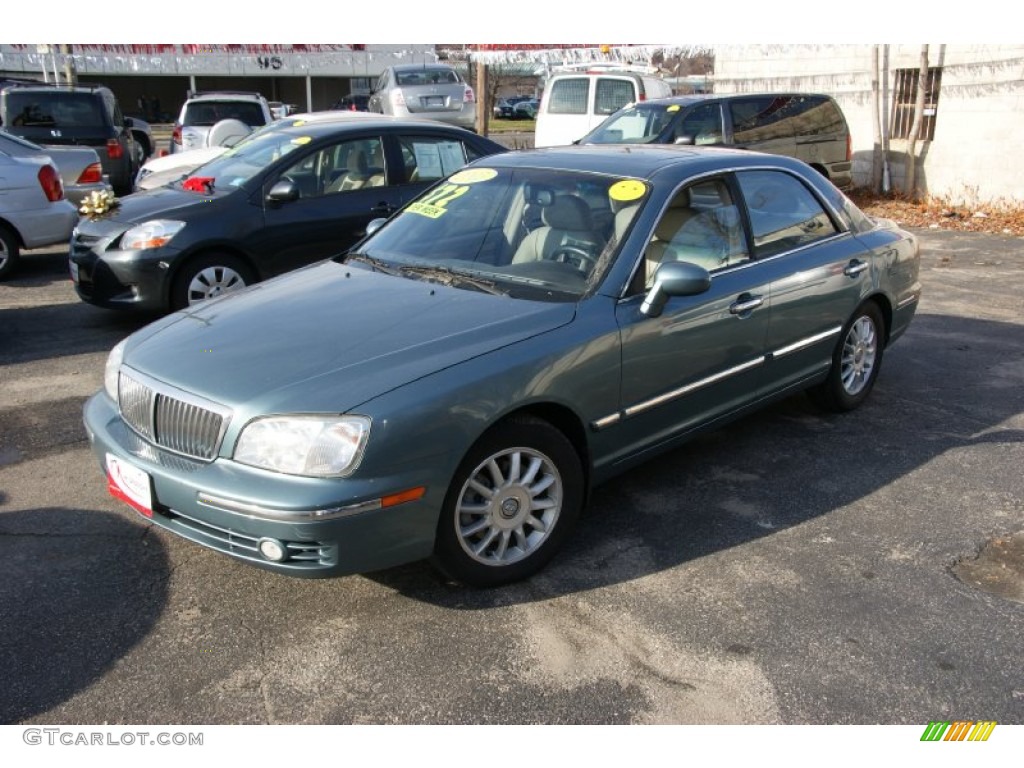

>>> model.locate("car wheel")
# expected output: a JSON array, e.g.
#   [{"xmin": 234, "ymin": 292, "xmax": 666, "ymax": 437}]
[
  {"xmin": 431, "ymin": 415, "xmax": 584, "ymax": 587},
  {"xmin": 808, "ymin": 301, "xmax": 886, "ymax": 412},
  {"xmin": 0, "ymin": 224, "xmax": 20, "ymax": 281},
  {"xmin": 171, "ymin": 253, "xmax": 255, "ymax": 310}
]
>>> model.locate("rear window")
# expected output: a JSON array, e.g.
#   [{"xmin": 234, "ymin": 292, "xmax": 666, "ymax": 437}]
[
  {"xmin": 594, "ymin": 78, "xmax": 637, "ymax": 115},
  {"xmin": 183, "ymin": 101, "xmax": 268, "ymax": 127},
  {"xmin": 3, "ymin": 91, "xmax": 106, "ymax": 128},
  {"xmin": 395, "ymin": 68, "xmax": 460, "ymax": 86},
  {"xmin": 547, "ymin": 78, "xmax": 589, "ymax": 115}
]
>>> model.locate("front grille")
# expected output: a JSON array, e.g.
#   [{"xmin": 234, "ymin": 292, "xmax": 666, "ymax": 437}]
[{"xmin": 118, "ymin": 369, "xmax": 230, "ymax": 461}]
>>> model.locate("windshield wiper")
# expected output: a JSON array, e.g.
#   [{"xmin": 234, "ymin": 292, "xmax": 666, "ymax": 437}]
[
  {"xmin": 399, "ymin": 265, "xmax": 507, "ymax": 296},
  {"xmin": 344, "ymin": 253, "xmax": 404, "ymax": 276}
]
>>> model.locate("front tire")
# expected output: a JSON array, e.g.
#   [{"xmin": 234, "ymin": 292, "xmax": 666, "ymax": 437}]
[
  {"xmin": 0, "ymin": 224, "xmax": 21, "ymax": 281},
  {"xmin": 171, "ymin": 253, "xmax": 255, "ymax": 310},
  {"xmin": 432, "ymin": 416, "xmax": 584, "ymax": 587},
  {"xmin": 808, "ymin": 301, "xmax": 885, "ymax": 412}
]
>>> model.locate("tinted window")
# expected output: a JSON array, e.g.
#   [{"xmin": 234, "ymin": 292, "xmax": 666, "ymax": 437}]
[
  {"xmin": 730, "ymin": 96, "xmax": 796, "ymax": 143},
  {"xmin": 4, "ymin": 91, "xmax": 106, "ymax": 128},
  {"xmin": 396, "ymin": 68, "xmax": 460, "ymax": 86},
  {"xmin": 792, "ymin": 96, "xmax": 846, "ymax": 136},
  {"xmin": 184, "ymin": 101, "xmax": 267, "ymax": 127},
  {"xmin": 548, "ymin": 78, "xmax": 589, "ymax": 115},
  {"xmin": 737, "ymin": 170, "xmax": 838, "ymax": 257},
  {"xmin": 595, "ymin": 78, "xmax": 636, "ymax": 115}
]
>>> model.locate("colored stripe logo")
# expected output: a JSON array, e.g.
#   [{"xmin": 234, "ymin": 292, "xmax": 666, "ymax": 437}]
[{"xmin": 921, "ymin": 721, "xmax": 997, "ymax": 741}]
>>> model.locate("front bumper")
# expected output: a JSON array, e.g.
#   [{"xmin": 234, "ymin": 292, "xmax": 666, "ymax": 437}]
[
  {"xmin": 83, "ymin": 392, "xmax": 440, "ymax": 577},
  {"xmin": 69, "ymin": 230, "xmax": 174, "ymax": 311}
]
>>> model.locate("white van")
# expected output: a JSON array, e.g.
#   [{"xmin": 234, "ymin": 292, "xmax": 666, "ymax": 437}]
[{"xmin": 534, "ymin": 67, "xmax": 673, "ymax": 148}]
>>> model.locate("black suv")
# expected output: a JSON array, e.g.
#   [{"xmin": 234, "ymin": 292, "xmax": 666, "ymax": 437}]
[{"xmin": 0, "ymin": 83, "xmax": 140, "ymax": 195}]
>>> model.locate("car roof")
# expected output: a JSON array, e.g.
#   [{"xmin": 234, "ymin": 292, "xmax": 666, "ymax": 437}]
[
  {"xmin": 188, "ymin": 92, "xmax": 266, "ymax": 102},
  {"xmin": 473, "ymin": 143, "xmax": 810, "ymax": 180},
  {"xmin": 638, "ymin": 92, "xmax": 837, "ymax": 108},
  {"xmin": 392, "ymin": 63, "xmax": 458, "ymax": 72},
  {"xmin": 274, "ymin": 113, "xmax": 484, "ymax": 134}
]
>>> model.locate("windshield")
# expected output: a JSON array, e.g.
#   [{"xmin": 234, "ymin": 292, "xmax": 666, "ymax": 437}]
[
  {"xmin": 583, "ymin": 103, "xmax": 678, "ymax": 144},
  {"xmin": 181, "ymin": 129, "xmax": 308, "ymax": 189},
  {"xmin": 3, "ymin": 92, "xmax": 106, "ymax": 129},
  {"xmin": 351, "ymin": 166, "xmax": 649, "ymax": 302}
]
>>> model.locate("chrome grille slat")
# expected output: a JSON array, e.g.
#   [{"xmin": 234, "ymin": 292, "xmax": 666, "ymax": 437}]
[{"xmin": 117, "ymin": 369, "xmax": 230, "ymax": 462}]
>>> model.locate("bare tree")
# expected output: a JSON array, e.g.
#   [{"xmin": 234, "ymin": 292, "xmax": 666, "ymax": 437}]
[{"xmin": 904, "ymin": 45, "xmax": 929, "ymax": 198}]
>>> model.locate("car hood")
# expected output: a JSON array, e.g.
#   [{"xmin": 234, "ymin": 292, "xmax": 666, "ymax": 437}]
[
  {"xmin": 81, "ymin": 185, "xmax": 228, "ymax": 230},
  {"xmin": 141, "ymin": 146, "xmax": 226, "ymax": 175},
  {"xmin": 123, "ymin": 260, "xmax": 576, "ymax": 415}
]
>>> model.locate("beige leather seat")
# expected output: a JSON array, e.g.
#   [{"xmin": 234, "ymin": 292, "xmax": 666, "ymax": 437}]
[
  {"xmin": 512, "ymin": 195, "xmax": 604, "ymax": 265},
  {"xmin": 644, "ymin": 191, "xmax": 697, "ymax": 283},
  {"xmin": 327, "ymin": 149, "xmax": 370, "ymax": 193}
]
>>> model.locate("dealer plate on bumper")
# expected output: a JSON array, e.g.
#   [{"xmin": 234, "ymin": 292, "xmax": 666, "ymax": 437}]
[{"xmin": 106, "ymin": 453, "xmax": 153, "ymax": 516}]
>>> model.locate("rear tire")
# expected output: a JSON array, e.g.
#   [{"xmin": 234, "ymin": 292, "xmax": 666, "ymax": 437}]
[
  {"xmin": 431, "ymin": 416, "xmax": 584, "ymax": 587},
  {"xmin": 808, "ymin": 301, "xmax": 886, "ymax": 412},
  {"xmin": 0, "ymin": 225, "xmax": 21, "ymax": 281},
  {"xmin": 171, "ymin": 253, "xmax": 255, "ymax": 310}
]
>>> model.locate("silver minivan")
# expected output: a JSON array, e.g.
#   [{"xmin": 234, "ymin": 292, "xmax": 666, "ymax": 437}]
[
  {"xmin": 577, "ymin": 93, "xmax": 854, "ymax": 191},
  {"xmin": 368, "ymin": 64, "xmax": 476, "ymax": 131}
]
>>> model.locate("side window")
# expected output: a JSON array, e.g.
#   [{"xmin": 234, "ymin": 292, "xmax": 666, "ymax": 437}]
[
  {"xmin": 794, "ymin": 96, "xmax": 846, "ymax": 136},
  {"xmin": 397, "ymin": 134, "xmax": 469, "ymax": 183},
  {"xmin": 548, "ymin": 78, "xmax": 589, "ymax": 115},
  {"xmin": 674, "ymin": 103, "xmax": 723, "ymax": 145},
  {"xmin": 737, "ymin": 170, "xmax": 839, "ymax": 258},
  {"xmin": 595, "ymin": 78, "xmax": 636, "ymax": 115},
  {"xmin": 281, "ymin": 137, "xmax": 385, "ymax": 198},
  {"xmin": 730, "ymin": 96, "xmax": 796, "ymax": 143},
  {"xmin": 640, "ymin": 177, "xmax": 750, "ymax": 288}
]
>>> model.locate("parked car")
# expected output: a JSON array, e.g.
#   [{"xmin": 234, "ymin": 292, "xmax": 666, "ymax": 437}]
[
  {"xmin": 534, "ymin": 66, "xmax": 672, "ymax": 147},
  {"xmin": 85, "ymin": 144, "xmax": 921, "ymax": 586},
  {"xmin": 0, "ymin": 82, "xmax": 141, "ymax": 195},
  {"xmin": 333, "ymin": 94, "xmax": 370, "ymax": 112},
  {"xmin": 512, "ymin": 99, "xmax": 540, "ymax": 120},
  {"xmin": 0, "ymin": 145, "xmax": 78, "ymax": 279},
  {"xmin": 133, "ymin": 110, "xmax": 390, "ymax": 192},
  {"xmin": 577, "ymin": 93, "xmax": 854, "ymax": 190},
  {"xmin": 71, "ymin": 116, "xmax": 507, "ymax": 311},
  {"xmin": 493, "ymin": 96, "xmax": 532, "ymax": 119},
  {"xmin": 368, "ymin": 64, "xmax": 475, "ymax": 130},
  {"xmin": 169, "ymin": 91, "xmax": 273, "ymax": 155},
  {"xmin": 126, "ymin": 115, "xmax": 154, "ymax": 167},
  {"xmin": 0, "ymin": 129, "xmax": 110, "ymax": 207}
]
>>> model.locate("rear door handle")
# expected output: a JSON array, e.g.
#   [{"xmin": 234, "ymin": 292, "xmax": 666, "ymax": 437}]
[
  {"xmin": 729, "ymin": 294, "xmax": 764, "ymax": 315},
  {"xmin": 844, "ymin": 259, "xmax": 869, "ymax": 277}
]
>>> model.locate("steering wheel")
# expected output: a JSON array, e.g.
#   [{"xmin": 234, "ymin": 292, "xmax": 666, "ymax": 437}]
[{"xmin": 546, "ymin": 245, "xmax": 597, "ymax": 273}]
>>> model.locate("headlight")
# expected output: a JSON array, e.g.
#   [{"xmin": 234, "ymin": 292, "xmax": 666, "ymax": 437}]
[
  {"xmin": 104, "ymin": 338, "xmax": 126, "ymax": 401},
  {"xmin": 234, "ymin": 416, "xmax": 371, "ymax": 477},
  {"xmin": 121, "ymin": 220, "xmax": 186, "ymax": 250}
]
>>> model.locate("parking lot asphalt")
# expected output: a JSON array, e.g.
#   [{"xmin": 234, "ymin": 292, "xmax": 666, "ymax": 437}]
[{"xmin": 0, "ymin": 229, "xmax": 1022, "ymax": 726}]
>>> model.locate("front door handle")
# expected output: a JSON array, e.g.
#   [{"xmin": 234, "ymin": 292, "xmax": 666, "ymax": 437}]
[
  {"xmin": 844, "ymin": 259, "xmax": 869, "ymax": 278},
  {"xmin": 370, "ymin": 202, "xmax": 396, "ymax": 216},
  {"xmin": 729, "ymin": 294, "xmax": 764, "ymax": 315}
]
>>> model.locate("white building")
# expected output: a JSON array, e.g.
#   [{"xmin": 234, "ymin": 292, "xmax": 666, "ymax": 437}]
[{"xmin": 714, "ymin": 44, "xmax": 1024, "ymax": 204}]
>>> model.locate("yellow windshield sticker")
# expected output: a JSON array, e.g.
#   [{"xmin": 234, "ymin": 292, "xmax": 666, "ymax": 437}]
[
  {"xmin": 407, "ymin": 202, "xmax": 447, "ymax": 219},
  {"xmin": 667, "ymin": 104, "xmax": 681, "ymax": 112},
  {"xmin": 608, "ymin": 179, "xmax": 647, "ymax": 203},
  {"xmin": 291, "ymin": 120, "xmax": 306, "ymax": 127},
  {"xmin": 448, "ymin": 168, "xmax": 497, "ymax": 184},
  {"xmin": 291, "ymin": 136, "xmax": 312, "ymax": 145}
]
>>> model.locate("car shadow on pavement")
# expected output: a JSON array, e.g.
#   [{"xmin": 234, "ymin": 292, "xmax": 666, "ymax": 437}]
[
  {"xmin": 0, "ymin": 506, "xmax": 170, "ymax": 724},
  {"xmin": 367, "ymin": 311, "xmax": 1024, "ymax": 608}
]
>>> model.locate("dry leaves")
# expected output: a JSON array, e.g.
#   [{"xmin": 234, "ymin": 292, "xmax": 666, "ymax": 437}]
[{"xmin": 849, "ymin": 189, "xmax": 1024, "ymax": 237}]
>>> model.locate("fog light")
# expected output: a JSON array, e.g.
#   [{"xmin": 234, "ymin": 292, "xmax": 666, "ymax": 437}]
[{"xmin": 258, "ymin": 538, "xmax": 287, "ymax": 562}]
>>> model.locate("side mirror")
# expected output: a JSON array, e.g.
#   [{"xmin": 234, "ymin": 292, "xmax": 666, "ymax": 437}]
[
  {"xmin": 640, "ymin": 260, "xmax": 711, "ymax": 318},
  {"xmin": 365, "ymin": 218, "xmax": 387, "ymax": 237},
  {"xmin": 124, "ymin": 117, "xmax": 134, "ymax": 128},
  {"xmin": 266, "ymin": 179, "xmax": 300, "ymax": 203}
]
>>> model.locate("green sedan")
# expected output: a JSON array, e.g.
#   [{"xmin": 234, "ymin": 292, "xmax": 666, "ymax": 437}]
[{"xmin": 84, "ymin": 144, "xmax": 922, "ymax": 587}]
